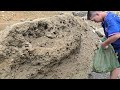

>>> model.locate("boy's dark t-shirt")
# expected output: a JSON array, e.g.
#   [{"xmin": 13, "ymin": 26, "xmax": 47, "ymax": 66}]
[{"xmin": 101, "ymin": 11, "xmax": 120, "ymax": 53}]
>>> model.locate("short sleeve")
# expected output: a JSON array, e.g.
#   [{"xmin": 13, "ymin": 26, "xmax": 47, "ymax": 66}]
[{"xmin": 107, "ymin": 18, "xmax": 120, "ymax": 37}]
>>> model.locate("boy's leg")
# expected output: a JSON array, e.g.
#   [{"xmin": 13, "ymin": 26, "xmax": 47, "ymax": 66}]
[
  {"xmin": 110, "ymin": 53, "xmax": 120, "ymax": 79},
  {"xmin": 110, "ymin": 68, "xmax": 119, "ymax": 79}
]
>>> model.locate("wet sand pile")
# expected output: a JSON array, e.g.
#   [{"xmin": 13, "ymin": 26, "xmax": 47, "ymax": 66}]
[{"xmin": 0, "ymin": 13, "xmax": 99, "ymax": 79}]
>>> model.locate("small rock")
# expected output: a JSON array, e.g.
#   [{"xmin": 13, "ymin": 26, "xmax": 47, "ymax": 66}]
[
  {"xmin": 20, "ymin": 19, "xmax": 26, "ymax": 22},
  {"xmin": 72, "ymin": 11, "xmax": 87, "ymax": 17}
]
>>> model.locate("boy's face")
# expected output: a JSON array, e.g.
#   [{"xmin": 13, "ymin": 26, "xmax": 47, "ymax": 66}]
[{"xmin": 90, "ymin": 13, "xmax": 103, "ymax": 23}]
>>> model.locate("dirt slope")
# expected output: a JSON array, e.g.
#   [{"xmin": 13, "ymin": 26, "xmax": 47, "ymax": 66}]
[{"xmin": 0, "ymin": 13, "xmax": 100, "ymax": 79}]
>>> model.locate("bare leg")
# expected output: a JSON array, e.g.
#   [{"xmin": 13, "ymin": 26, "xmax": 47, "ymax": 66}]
[{"xmin": 110, "ymin": 68, "xmax": 119, "ymax": 79}]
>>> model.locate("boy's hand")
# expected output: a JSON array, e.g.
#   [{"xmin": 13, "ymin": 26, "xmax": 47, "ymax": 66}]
[
  {"xmin": 96, "ymin": 40, "xmax": 108, "ymax": 49},
  {"xmin": 101, "ymin": 42, "xmax": 109, "ymax": 49}
]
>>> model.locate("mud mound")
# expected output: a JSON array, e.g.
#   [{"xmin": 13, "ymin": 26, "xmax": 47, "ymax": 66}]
[
  {"xmin": 0, "ymin": 14, "xmax": 99, "ymax": 79},
  {"xmin": 41, "ymin": 17, "xmax": 99, "ymax": 79}
]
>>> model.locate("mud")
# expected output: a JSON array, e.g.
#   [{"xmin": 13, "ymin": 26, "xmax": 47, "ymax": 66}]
[
  {"xmin": 0, "ymin": 12, "xmax": 101, "ymax": 79},
  {"xmin": 0, "ymin": 11, "xmax": 106, "ymax": 79}
]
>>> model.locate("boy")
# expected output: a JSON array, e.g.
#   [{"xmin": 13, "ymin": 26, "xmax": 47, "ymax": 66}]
[{"xmin": 87, "ymin": 11, "xmax": 120, "ymax": 79}]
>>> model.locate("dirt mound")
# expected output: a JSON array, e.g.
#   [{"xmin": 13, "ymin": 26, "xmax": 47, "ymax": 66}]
[{"xmin": 0, "ymin": 14, "xmax": 99, "ymax": 79}]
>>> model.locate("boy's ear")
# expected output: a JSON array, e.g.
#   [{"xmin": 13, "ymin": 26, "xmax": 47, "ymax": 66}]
[
  {"xmin": 96, "ymin": 12, "xmax": 101, "ymax": 16},
  {"xmin": 96, "ymin": 12, "xmax": 99, "ymax": 16}
]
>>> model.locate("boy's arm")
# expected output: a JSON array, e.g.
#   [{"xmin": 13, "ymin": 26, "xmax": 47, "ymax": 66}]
[{"xmin": 101, "ymin": 33, "xmax": 120, "ymax": 48}]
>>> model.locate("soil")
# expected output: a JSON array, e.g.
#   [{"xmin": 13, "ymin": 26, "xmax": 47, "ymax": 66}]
[{"xmin": 0, "ymin": 11, "xmax": 116, "ymax": 79}]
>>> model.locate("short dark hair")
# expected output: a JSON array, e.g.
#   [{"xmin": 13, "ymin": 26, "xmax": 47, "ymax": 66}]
[{"xmin": 87, "ymin": 11, "xmax": 102, "ymax": 20}]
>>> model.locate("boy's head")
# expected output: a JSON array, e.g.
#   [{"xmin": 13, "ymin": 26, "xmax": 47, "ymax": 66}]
[{"xmin": 87, "ymin": 11, "xmax": 106, "ymax": 23}]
